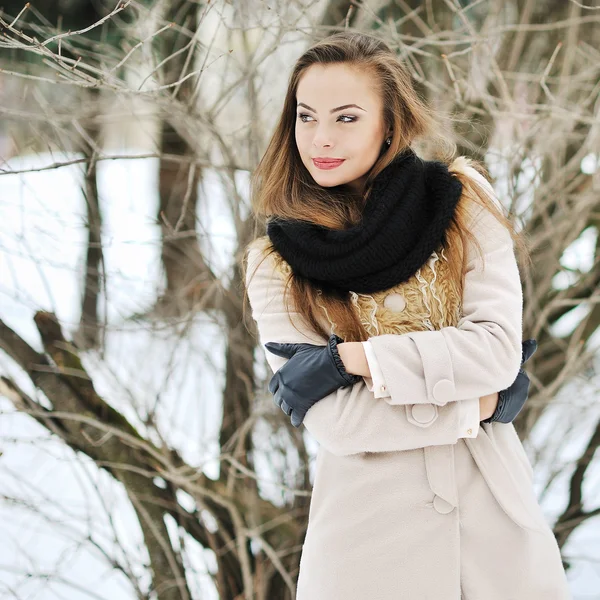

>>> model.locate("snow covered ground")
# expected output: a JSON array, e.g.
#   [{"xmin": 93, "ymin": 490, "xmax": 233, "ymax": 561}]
[{"xmin": 0, "ymin": 152, "xmax": 598, "ymax": 598}]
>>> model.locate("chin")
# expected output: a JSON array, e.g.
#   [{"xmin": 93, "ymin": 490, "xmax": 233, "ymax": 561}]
[
  {"xmin": 308, "ymin": 169, "xmax": 347, "ymax": 188},
  {"xmin": 314, "ymin": 178, "xmax": 343, "ymax": 188}
]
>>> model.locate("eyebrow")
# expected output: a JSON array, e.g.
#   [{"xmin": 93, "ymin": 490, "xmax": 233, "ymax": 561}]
[{"xmin": 297, "ymin": 102, "xmax": 366, "ymax": 113}]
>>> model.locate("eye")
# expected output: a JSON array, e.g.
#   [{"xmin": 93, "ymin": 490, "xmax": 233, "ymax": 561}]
[{"xmin": 296, "ymin": 113, "xmax": 357, "ymax": 123}]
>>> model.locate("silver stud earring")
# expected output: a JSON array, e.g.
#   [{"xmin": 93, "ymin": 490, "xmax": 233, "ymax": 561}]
[{"xmin": 386, "ymin": 137, "xmax": 391, "ymax": 145}]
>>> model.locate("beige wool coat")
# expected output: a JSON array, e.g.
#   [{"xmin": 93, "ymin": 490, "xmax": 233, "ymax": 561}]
[{"xmin": 245, "ymin": 160, "xmax": 571, "ymax": 600}]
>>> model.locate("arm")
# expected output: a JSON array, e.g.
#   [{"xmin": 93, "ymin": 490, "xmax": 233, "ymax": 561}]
[
  {"xmin": 245, "ymin": 242, "xmax": 479, "ymax": 456},
  {"xmin": 366, "ymin": 167, "xmax": 523, "ymax": 407},
  {"xmin": 360, "ymin": 340, "xmax": 481, "ymax": 436}
]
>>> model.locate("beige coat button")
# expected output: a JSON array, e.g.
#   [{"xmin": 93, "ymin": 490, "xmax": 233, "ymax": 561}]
[
  {"xmin": 383, "ymin": 292, "xmax": 407, "ymax": 312},
  {"xmin": 380, "ymin": 384, "xmax": 387, "ymax": 392},
  {"xmin": 433, "ymin": 495, "xmax": 454, "ymax": 514},
  {"xmin": 411, "ymin": 404, "xmax": 436, "ymax": 424},
  {"xmin": 432, "ymin": 379, "xmax": 455, "ymax": 404}
]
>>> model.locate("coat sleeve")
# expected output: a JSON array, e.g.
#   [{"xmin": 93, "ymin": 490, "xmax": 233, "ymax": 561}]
[
  {"xmin": 367, "ymin": 167, "xmax": 523, "ymax": 408},
  {"xmin": 362, "ymin": 341, "xmax": 480, "ymax": 439},
  {"xmin": 245, "ymin": 241, "xmax": 480, "ymax": 457}
]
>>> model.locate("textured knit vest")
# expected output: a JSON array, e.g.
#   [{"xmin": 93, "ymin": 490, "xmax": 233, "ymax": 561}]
[{"xmin": 255, "ymin": 157, "xmax": 476, "ymax": 339}]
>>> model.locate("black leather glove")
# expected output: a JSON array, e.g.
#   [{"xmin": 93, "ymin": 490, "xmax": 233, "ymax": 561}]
[
  {"xmin": 264, "ymin": 334, "xmax": 361, "ymax": 427},
  {"xmin": 482, "ymin": 338, "xmax": 538, "ymax": 424}
]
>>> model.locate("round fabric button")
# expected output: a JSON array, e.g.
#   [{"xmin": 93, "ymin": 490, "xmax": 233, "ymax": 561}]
[
  {"xmin": 432, "ymin": 379, "xmax": 455, "ymax": 404},
  {"xmin": 411, "ymin": 403, "xmax": 436, "ymax": 424},
  {"xmin": 383, "ymin": 293, "xmax": 407, "ymax": 312},
  {"xmin": 433, "ymin": 495, "xmax": 454, "ymax": 514}
]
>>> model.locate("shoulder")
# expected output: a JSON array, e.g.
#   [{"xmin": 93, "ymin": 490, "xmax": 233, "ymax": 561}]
[
  {"xmin": 245, "ymin": 236, "xmax": 273, "ymax": 287},
  {"xmin": 245, "ymin": 236, "xmax": 271, "ymax": 269},
  {"xmin": 449, "ymin": 155, "xmax": 501, "ymax": 210},
  {"xmin": 245, "ymin": 236, "xmax": 291, "ymax": 293},
  {"xmin": 449, "ymin": 156, "xmax": 513, "ymax": 260}
]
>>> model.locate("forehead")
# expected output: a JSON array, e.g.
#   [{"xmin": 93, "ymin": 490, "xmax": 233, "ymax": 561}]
[{"xmin": 296, "ymin": 63, "xmax": 381, "ymax": 109}]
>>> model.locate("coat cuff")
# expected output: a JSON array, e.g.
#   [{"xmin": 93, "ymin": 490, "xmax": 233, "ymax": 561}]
[{"xmin": 407, "ymin": 330, "xmax": 455, "ymax": 404}]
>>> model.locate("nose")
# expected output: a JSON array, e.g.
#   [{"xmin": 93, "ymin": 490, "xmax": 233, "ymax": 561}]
[{"xmin": 311, "ymin": 122, "xmax": 334, "ymax": 148}]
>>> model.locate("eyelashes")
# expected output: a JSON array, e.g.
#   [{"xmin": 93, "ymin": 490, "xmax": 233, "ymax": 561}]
[{"xmin": 297, "ymin": 113, "xmax": 357, "ymax": 124}]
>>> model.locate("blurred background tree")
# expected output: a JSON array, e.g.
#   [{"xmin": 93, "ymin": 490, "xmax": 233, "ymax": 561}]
[{"xmin": 1, "ymin": 0, "xmax": 599, "ymax": 598}]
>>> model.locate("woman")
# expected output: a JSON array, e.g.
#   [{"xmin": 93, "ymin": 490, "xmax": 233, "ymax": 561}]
[{"xmin": 244, "ymin": 32, "xmax": 571, "ymax": 600}]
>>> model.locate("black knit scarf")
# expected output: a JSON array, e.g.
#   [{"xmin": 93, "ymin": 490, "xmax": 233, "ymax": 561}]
[{"xmin": 266, "ymin": 148, "xmax": 463, "ymax": 295}]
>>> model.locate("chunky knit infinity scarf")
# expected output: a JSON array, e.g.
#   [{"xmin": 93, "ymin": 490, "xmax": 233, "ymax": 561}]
[{"xmin": 266, "ymin": 148, "xmax": 464, "ymax": 295}]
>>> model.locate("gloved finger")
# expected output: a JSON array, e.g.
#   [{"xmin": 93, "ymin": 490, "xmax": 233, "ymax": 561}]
[
  {"xmin": 280, "ymin": 400, "xmax": 293, "ymax": 416},
  {"xmin": 497, "ymin": 371, "xmax": 530, "ymax": 423},
  {"xmin": 521, "ymin": 339, "xmax": 538, "ymax": 364},
  {"xmin": 273, "ymin": 388, "xmax": 284, "ymax": 409},
  {"xmin": 291, "ymin": 410, "xmax": 303, "ymax": 428},
  {"xmin": 268, "ymin": 372, "xmax": 280, "ymax": 395},
  {"xmin": 264, "ymin": 342, "xmax": 301, "ymax": 359}
]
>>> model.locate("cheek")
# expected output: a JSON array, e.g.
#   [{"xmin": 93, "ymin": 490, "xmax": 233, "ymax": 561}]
[
  {"xmin": 294, "ymin": 126, "xmax": 308, "ymax": 150},
  {"xmin": 364, "ymin": 124, "xmax": 384, "ymax": 145},
  {"xmin": 347, "ymin": 123, "xmax": 382, "ymax": 148},
  {"xmin": 347, "ymin": 131, "xmax": 382, "ymax": 160}
]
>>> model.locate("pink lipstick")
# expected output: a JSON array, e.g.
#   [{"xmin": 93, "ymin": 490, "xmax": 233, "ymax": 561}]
[{"xmin": 312, "ymin": 158, "xmax": 345, "ymax": 170}]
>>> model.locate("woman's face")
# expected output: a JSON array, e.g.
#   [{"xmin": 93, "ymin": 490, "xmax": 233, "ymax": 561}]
[{"xmin": 295, "ymin": 63, "xmax": 388, "ymax": 194}]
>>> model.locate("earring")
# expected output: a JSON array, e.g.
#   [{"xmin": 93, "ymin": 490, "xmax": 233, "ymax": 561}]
[{"xmin": 385, "ymin": 137, "xmax": 391, "ymax": 145}]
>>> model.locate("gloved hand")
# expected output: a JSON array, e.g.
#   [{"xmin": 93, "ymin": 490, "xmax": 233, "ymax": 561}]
[
  {"xmin": 264, "ymin": 333, "xmax": 361, "ymax": 427},
  {"xmin": 483, "ymin": 338, "xmax": 538, "ymax": 424}
]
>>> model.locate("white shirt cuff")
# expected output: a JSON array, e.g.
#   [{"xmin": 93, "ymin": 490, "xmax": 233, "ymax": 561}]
[
  {"xmin": 459, "ymin": 398, "xmax": 480, "ymax": 438},
  {"xmin": 362, "ymin": 341, "xmax": 390, "ymax": 398}
]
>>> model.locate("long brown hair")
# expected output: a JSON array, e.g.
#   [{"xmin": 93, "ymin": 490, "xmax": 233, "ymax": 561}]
[{"xmin": 243, "ymin": 31, "xmax": 529, "ymax": 343}]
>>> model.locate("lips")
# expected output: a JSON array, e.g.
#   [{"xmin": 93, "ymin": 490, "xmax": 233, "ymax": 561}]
[{"xmin": 312, "ymin": 158, "xmax": 345, "ymax": 170}]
